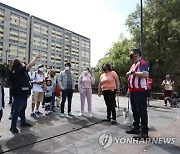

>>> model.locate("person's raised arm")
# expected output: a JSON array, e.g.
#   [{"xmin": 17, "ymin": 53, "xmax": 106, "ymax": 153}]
[{"xmin": 26, "ymin": 54, "xmax": 40, "ymax": 71}]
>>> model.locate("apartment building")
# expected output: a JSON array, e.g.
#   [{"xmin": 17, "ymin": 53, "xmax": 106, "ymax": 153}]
[
  {"xmin": 0, "ymin": 2, "xmax": 91, "ymax": 82},
  {"xmin": 0, "ymin": 3, "xmax": 30, "ymax": 64}
]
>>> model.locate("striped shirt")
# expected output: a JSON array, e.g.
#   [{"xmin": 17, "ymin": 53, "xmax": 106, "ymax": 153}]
[{"xmin": 128, "ymin": 60, "xmax": 148, "ymax": 92}]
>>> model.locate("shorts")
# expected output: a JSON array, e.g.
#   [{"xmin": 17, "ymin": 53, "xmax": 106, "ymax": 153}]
[
  {"xmin": 163, "ymin": 90, "xmax": 173, "ymax": 98},
  {"xmin": 32, "ymin": 92, "xmax": 44, "ymax": 104},
  {"xmin": 147, "ymin": 90, "xmax": 151, "ymax": 97}
]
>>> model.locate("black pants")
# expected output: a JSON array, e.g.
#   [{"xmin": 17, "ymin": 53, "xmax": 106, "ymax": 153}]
[
  {"xmin": 102, "ymin": 90, "xmax": 116, "ymax": 120},
  {"xmin": 42, "ymin": 92, "xmax": 46, "ymax": 106},
  {"xmin": 0, "ymin": 109, "xmax": 3, "ymax": 122},
  {"xmin": 9, "ymin": 88, "xmax": 13, "ymax": 104},
  {"xmin": 61, "ymin": 89, "xmax": 73, "ymax": 113},
  {"xmin": 130, "ymin": 91, "xmax": 148, "ymax": 133}
]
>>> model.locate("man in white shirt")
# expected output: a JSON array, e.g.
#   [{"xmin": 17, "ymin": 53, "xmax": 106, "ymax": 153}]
[{"xmin": 31, "ymin": 65, "xmax": 45, "ymax": 117}]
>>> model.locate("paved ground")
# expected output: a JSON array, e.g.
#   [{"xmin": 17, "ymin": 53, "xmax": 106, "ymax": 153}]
[{"xmin": 0, "ymin": 88, "xmax": 180, "ymax": 154}]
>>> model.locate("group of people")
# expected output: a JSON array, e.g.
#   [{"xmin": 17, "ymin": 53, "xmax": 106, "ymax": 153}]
[
  {"xmin": 3, "ymin": 57, "xmax": 97, "ymax": 134},
  {"xmin": 0, "ymin": 48, "xmax": 176, "ymax": 141}
]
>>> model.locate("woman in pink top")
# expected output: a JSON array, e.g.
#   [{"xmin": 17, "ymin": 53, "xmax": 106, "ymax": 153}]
[
  {"xmin": 98, "ymin": 63, "xmax": 120, "ymax": 124},
  {"xmin": 78, "ymin": 67, "xmax": 94, "ymax": 117}
]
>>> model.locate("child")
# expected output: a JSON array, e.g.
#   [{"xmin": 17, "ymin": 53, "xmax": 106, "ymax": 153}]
[{"xmin": 43, "ymin": 78, "xmax": 53, "ymax": 116}]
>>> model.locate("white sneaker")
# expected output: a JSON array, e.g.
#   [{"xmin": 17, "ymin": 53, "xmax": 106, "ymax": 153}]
[
  {"xmin": 79, "ymin": 112, "xmax": 83, "ymax": 117},
  {"xmin": 89, "ymin": 114, "xmax": 93, "ymax": 118}
]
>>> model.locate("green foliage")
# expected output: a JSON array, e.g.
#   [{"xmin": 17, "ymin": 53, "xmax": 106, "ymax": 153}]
[
  {"xmin": 96, "ymin": 0, "xmax": 180, "ymax": 92},
  {"xmin": 96, "ymin": 38, "xmax": 133, "ymax": 84},
  {"xmin": 126, "ymin": 0, "xmax": 180, "ymax": 77}
]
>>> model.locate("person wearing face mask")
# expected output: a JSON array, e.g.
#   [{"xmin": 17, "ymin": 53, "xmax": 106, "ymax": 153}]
[
  {"xmin": 43, "ymin": 77, "xmax": 53, "ymax": 116},
  {"xmin": 78, "ymin": 67, "xmax": 95, "ymax": 117},
  {"xmin": 49, "ymin": 69, "xmax": 57, "ymax": 112},
  {"xmin": 31, "ymin": 65, "xmax": 45, "ymax": 117},
  {"xmin": 44, "ymin": 67, "xmax": 51, "ymax": 78},
  {"xmin": 98, "ymin": 63, "xmax": 120, "ymax": 124},
  {"xmin": 58, "ymin": 62, "xmax": 75, "ymax": 117},
  {"xmin": 126, "ymin": 49, "xmax": 149, "ymax": 140},
  {"xmin": 9, "ymin": 54, "xmax": 40, "ymax": 133}
]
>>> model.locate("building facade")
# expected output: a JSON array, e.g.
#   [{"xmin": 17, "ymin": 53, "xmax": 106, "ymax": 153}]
[
  {"xmin": 0, "ymin": 2, "xmax": 91, "ymax": 82},
  {"xmin": 0, "ymin": 3, "xmax": 30, "ymax": 64}
]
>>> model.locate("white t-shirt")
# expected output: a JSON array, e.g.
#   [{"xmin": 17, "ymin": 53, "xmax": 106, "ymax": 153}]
[
  {"xmin": 31, "ymin": 72, "xmax": 44, "ymax": 92},
  {"xmin": 162, "ymin": 80, "xmax": 174, "ymax": 90}
]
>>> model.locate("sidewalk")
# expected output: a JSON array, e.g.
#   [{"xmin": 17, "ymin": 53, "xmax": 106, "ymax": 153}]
[{"xmin": 0, "ymin": 88, "xmax": 180, "ymax": 154}]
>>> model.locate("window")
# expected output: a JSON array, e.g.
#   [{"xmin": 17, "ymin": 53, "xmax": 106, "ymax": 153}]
[
  {"xmin": 9, "ymin": 44, "xmax": 18, "ymax": 57},
  {"xmin": 33, "ymin": 21, "xmax": 41, "ymax": 33},
  {"xmin": 0, "ymin": 25, "xmax": 3, "ymax": 39},
  {"xmin": 10, "ymin": 13, "xmax": 20, "ymax": 27},
  {"xmin": 0, "ymin": 8, "xmax": 4, "ymax": 23},
  {"xmin": 19, "ymin": 16, "xmax": 28, "ymax": 29},
  {"xmin": 52, "ymin": 28, "xmax": 62, "ymax": 40},
  {"xmin": 19, "ymin": 31, "xmax": 27, "ymax": 39}
]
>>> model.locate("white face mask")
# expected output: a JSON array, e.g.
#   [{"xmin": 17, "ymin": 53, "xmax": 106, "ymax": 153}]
[
  {"xmin": 38, "ymin": 68, "xmax": 44, "ymax": 72},
  {"xmin": 65, "ymin": 67, "xmax": 69, "ymax": 71},
  {"xmin": 84, "ymin": 70, "xmax": 88, "ymax": 75}
]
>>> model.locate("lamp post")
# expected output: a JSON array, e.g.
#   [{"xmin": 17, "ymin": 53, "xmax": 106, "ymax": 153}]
[
  {"xmin": 54, "ymin": 54, "xmax": 56, "ymax": 69},
  {"xmin": 17, "ymin": 49, "xmax": 19, "ymax": 58},
  {"xmin": 140, "ymin": 0, "xmax": 144, "ymax": 58},
  {"xmin": 5, "ymin": 49, "xmax": 9, "ymax": 64}
]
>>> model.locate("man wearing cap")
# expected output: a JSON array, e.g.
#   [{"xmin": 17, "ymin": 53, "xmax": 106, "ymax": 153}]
[
  {"xmin": 126, "ymin": 49, "xmax": 149, "ymax": 139},
  {"xmin": 31, "ymin": 65, "xmax": 45, "ymax": 117},
  {"xmin": 58, "ymin": 62, "xmax": 75, "ymax": 117}
]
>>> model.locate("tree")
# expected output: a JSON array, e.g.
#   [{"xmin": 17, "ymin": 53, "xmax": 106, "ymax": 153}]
[
  {"xmin": 96, "ymin": 0, "xmax": 180, "ymax": 93},
  {"xmin": 126, "ymin": 0, "xmax": 180, "ymax": 92},
  {"xmin": 96, "ymin": 38, "xmax": 134, "ymax": 94}
]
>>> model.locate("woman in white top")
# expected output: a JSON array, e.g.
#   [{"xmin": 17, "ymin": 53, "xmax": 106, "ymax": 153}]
[
  {"xmin": 162, "ymin": 75, "xmax": 175, "ymax": 106},
  {"xmin": 78, "ymin": 67, "xmax": 94, "ymax": 117}
]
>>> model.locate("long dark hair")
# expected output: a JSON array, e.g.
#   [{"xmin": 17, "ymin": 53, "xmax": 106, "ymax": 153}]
[{"xmin": 10, "ymin": 59, "xmax": 22, "ymax": 71}]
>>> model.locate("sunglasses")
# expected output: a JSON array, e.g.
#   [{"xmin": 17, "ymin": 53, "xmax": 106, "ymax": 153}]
[{"xmin": 129, "ymin": 53, "xmax": 137, "ymax": 59}]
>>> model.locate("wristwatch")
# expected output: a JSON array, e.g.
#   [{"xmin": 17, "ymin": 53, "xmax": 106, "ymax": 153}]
[{"xmin": 131, "ymin": 71, "xmax": 135, "ymax": 74}]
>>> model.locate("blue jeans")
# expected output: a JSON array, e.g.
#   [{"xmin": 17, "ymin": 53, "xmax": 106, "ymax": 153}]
[
  {"xmin": 11, "ymin": 95, "xmax": 27, "ymax": 129},
  {"xmin": 51, "ymin": 92, "xmax": 56, "ymax": 111},
  {"xmin": 130, "ymin": 91, "xmax": 148, "ymax": 133}
]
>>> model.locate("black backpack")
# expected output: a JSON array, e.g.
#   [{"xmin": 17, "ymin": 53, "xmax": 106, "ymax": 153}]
[{"xmin": 11, "ymin": 72, "xmax": 32, "ymax": 96}]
